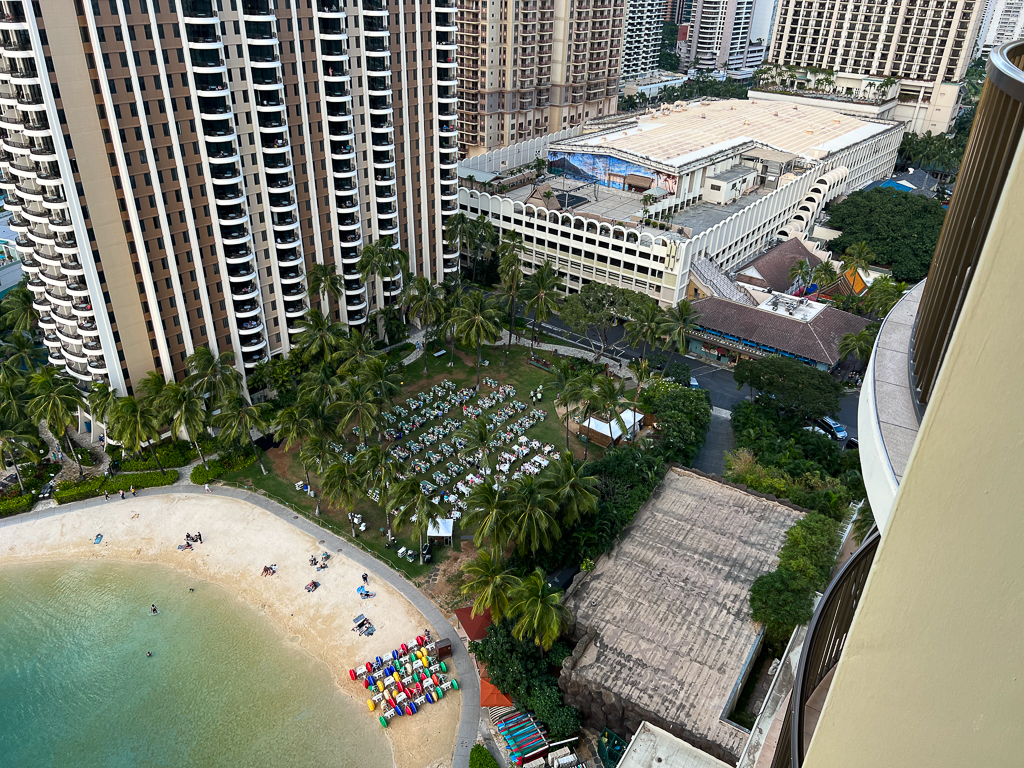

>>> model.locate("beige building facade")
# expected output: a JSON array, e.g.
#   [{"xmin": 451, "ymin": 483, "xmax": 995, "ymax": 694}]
[
  {"xmin": 458, "ymin": 0, "xmax": 622, "ymax": 157},
  {"xmin": 6, "ymin": 0, "xmax": 455, "ymax": 396},
  {"xmin": 768, "ymin": 0, "xmax": 986, "ymax": 134}
]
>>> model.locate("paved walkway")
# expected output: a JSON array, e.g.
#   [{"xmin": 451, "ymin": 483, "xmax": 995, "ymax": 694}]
[
  {"xmin": 693, "ymin": 407, "xmax": 734, "ymax": 476},
  {"xmin": 1, "ymin": 486, "xmax": 481, "ymax": 768}
]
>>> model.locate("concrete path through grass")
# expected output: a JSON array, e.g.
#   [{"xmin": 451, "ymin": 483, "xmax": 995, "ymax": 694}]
[{"xmin": 1, "ymin": 486, "xmax": 482, "ymax": 768}]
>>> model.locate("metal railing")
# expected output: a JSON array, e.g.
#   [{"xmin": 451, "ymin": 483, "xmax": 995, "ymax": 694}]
[
  {"xmin": 910, "ymin": 40, "xmax": 1024, "ymax": 411},
  {"xmin": 770, "ymin": 529, "xmax": 881, "ymax": 768}
]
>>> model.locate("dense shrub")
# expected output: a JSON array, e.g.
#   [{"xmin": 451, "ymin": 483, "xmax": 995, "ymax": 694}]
[
  {"xmin": 112, "ymin": 440, "xmax": 198, "ymax": 471},
  {"xmin": 18, "ymin": 460, "xmax": 60, "ymax": 493},
  {"xmin": 53, "ymin": 471, "xmax": 178, "ymax": 504},
  {"xmin": 470, "ymin": 621, "xmax": 581, "ymax": 740},
  {"xmin": 639, "ymin": 379, "xmax": 712, "ymax": 465},
  {"xmin": 469, "ymin": 745, "xmax": 499, "ymax": 768},
  {"xmin": 189, "ymin": 451, "xmax": 257, "ymax": 485},
  {"xmin": 0, "ymin": 493, "xmax": 36, "ymax": 517}
]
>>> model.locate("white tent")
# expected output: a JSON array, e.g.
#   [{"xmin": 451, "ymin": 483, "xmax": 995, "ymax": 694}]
[
  {"xmin": 428, "ymin": 518, "xmax": 454, "ymax": 543},
  {"xmin": 581, "ymin": 408, "xmax": 644, "ymax": 443}
]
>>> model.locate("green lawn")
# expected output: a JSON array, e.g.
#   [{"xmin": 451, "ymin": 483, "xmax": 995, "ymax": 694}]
[{"xmin": 219, "ymin": 342, "xmax": 600, "ymax": 582}]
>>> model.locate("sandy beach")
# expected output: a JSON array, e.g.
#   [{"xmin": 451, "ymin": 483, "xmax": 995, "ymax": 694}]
[{"xmin": 0, "ymin": 494, "xmax": 462, "ymax": 768}]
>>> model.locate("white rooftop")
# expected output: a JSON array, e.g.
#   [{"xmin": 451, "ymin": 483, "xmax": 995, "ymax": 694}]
[
  {"xmin": 756, "ymin": 293, "xmax": 829, "ymax": 322},
  {"xmin": 560, "ymin": 99, "xmax": 891, "ymax": 170},
  {"xmin": 619, "ymin": 721, "xmax": 733, "ymax": 768}
]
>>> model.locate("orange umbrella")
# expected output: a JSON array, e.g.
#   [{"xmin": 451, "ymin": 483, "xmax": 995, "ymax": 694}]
[{"xmin": 480, "ymin": 678, "xmax": 513, "ymax": 708}]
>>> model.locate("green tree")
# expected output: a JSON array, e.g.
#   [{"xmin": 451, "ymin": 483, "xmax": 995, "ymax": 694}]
[
  {"xmin": 213, "ymin": 394, "xmax": 270, "ymax": 474},
  {"xmin": 463, "ymin": 482, "xmax": 515, "ymax": 548},
  {"xmin": 811, "ymin": 261, "xmax": 839, "ymax": 299},
  {"xmin": 393, "ymin": 478, "xmax": 446, "ymax": 565},
  {"xmin": 452, "ymin": 290, "xmax": 502, "ymax": 389},
  {"xmin": 509, "ymin": 568, "xmax": 572, "ymax": 650},
  {"xmin": 87, "ymin": 382, "xmax": 118, "ymax": 432},
  {"xmin": 406, "ymin": 275, "xmax": 446, "ymax": 375},
  {"xmin": 841, "ymin": 241, "xmax": 874, "ymax": 274},
  {"xmin": 159, "ymin": 381, "xmax": 210, "ymax": 471},
  {"xmin": 454, "ymin": 416, "xmax": 499, "ymax": 473},
  {"xmin": 461, "ymin": 547, "xmax": 522, "ymax": 621},
  {"xmin": 497, "ymin": 231, "xmax": 525, "ymax": 363},
  {"xmin": 291, "ymin": 308, "xmax": 348, "ymax": 364},
  {"xmin": 640, "ymin": 379, "xmax": 712, "ymax": 464},
  {"xmin": 469, "ymin": 745, "xmax": 500, "ymax": 768},
  {"xmin": 542, "ymin": 452, "xmax": 598, "ymax": 526},
  {"xmin": 661, "ymin": 300, "xmax": 695, "ymax": 358},
  {"xmin": 360, "ymin": 355, "xmax": 403, "ymax": 411},
  {"xmin": 0, "ymin": 284, "xmax": 35, "ymax": 332},
  {"xmin": 506, "ymin": 475, "xmax": 560, "ymax": 554},
  {"xmin": 334, "ymin": 377, "xmax": 382, "ymax": 445},
  {"xmin": 547, "ymin": 358, "xmax": 580, "ymax": 449},
  {"xmin": 186, "ymin": 347, "xmax": 242, "ymax": 406},
  {"xmin": 306, "ymin": 261, "xmax": 344, "ymax": 318},
  {"xmin": 624, "ymin": 299, "xmax": 665, "ymax": 357},
  {"xmin": 0, "ymin": 425, "xmax": 40, "ymax": 493},
  {"xmin": 826, "ymin": 188, "xmax": 946, "ymax": 281},
  {"xmin": 321, "ymin": 460, "xmax": 360, "ymax": 534},
  {"xmin": 750, "ymin": 566, "xmax": 816, "ymax": 647},
  {"xmin": 788, "ymin": 258, "xmax": 814, "ymax": 291},
  {"xmin": 271, "ymin": 404, "xmax": 314, "ymax": 485},
  {"xmin": 521, "ymin": 261, "xmax": 564, "ymax": 353},
  {"xmin": 353, "ymin": 444, "xmax": 401, "ymax": 538},
  {"xmin": 733, "ymin": 356, "xmax": 842, "ymax": 421},
  {"xmin": 108, "ymin": 395, "xmax": 166, "ymax": 473},
  {"xmin": 838, "ymin": 326, "xmax": 879, "ymax": 363},
  {"xmin": 865, "ymin": 276, "xmax": 908, "ymax": 317},
  {"xmin": 1, "ymin": 330, "xmax": 45, "ymax": 371},
  {"xmin": 299, "ymin": 434, "xmax": 341, "ymax": 515},
  {"xmin": 558, "ymin": 282, "xmax": 644, "ymax": 359},
  {"xmin": 28, "ymin": 368, "xmax": 86, "ymax": 477}
]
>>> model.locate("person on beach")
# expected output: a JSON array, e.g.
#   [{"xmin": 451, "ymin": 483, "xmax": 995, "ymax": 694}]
[
  {"xmin": 119, "ymin": 489, "xmax": 125, "ymax": 500},
  {"xmin": 362, "ymin": 573, "xmax": 369, "ymax": 586},
  {"xmin": 196, "ymin": 531, "xmax": 202, "ymax": 544}
]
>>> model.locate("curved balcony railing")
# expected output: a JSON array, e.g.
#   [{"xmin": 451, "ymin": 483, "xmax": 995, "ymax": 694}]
[
  {"xmin": 910, "ymin": 40, "xmax": 1024, "ymax": 412},
  {"xmin": 770, "ymin": 529, "xmax": 881, "ymax": 768}
]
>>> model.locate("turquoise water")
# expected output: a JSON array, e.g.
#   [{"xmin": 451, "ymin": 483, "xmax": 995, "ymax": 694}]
[{"xmin": 0, "ymin": 561, "xmax": 390, "ymax": 768}]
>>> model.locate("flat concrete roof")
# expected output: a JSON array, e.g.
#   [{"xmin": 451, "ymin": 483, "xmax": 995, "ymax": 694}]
[
  {"xmin": 670, "ymin": 187, "xmax": 773, "ymax": 236},
  {"xmin": 565, "ymin": 468, "xmax": 801, "ymax": 762},
  {"xmin": 501, "ymin": 178, "xmax": 651, "ymax": 223},
  {"xmin": 559, "ymin": 99, "xmax": 891, "ymax": 169},
  {"xmin": 620, "ymin": 722, "xmax": 733, "ymax": 768}
]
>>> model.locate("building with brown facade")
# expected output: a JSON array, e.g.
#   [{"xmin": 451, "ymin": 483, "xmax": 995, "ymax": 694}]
[
  {"xmin": 457, "ymin": 0, "xmax": 623, "ymax": 157},
  {"xmin": 6, "ymin": 0, "xmax": 456, "ymax": 396}
]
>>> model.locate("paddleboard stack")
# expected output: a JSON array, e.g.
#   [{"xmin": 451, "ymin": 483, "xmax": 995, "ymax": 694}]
[
  {"xmin": 494, "ymin": 710, "xmax": 549, "ymax": 766},
  {"xmin": 347, "ymin": 635, "xmax": 460, "ymax": 728}
]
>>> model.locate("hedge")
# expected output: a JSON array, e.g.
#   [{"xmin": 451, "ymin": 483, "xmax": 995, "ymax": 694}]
[
  {"xmin": 53, "ymin": 470, "xmax": 179, "ymax": 504},
  {"xmin": 469, "ymin": 745, "xmax": 499, "ymax": 768},
  {"xmin": 111, "ymin": 440, "xmax": 198, "ymax": 471},
  {"xmin": 0, "ymin": 493, "xmax": 36, "ymax": 518},
  {"xmin": 190, "ymin": 451, "xmax": 257, "ymax": 485}
]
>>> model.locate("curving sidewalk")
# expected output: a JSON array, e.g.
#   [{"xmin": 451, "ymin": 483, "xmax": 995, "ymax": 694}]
[{"xmin": 1, "ymin": 486, "xmax": 481, "ymax": 768}]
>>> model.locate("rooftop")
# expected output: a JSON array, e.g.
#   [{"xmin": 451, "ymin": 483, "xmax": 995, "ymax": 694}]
[
  {"xmin": 563, "ymin": 469, "xmax": 801, "ymax": 763},
  {"xmin": 692, "ymin": 295, "xmax": 871, "ymax": 366},
  {"xmin": 669, "ymin": 186, "xmax": 774, "ymax": 236},
  {"xmin": 619, "ymin": 722, "xmax": 733, "ymax": 768},
  {"xmin": 501, "ymin": 177, "xmax": 655, "ymax": 224},
  {"xmin": 736, "ymin": 238, "xmax": 823, "ymax": 293},
  {"xmin": 556, "ymin": 99, "xmax": 892, "ymax": 171}
]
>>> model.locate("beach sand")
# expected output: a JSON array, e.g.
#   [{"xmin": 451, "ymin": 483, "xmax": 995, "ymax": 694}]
[{"xmin": 0, "ymin": 494, "xmax": 462, "ymax": 768}]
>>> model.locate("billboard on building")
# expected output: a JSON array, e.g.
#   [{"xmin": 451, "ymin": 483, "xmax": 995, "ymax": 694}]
[{"xmin": 548, "ymin": 151, "xmax": 678, "ymax": 194}]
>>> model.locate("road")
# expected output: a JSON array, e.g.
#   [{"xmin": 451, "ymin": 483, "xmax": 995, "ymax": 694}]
[{"xmin": 532, "ymin": 314, "xmax": 859, "ymax": 439}]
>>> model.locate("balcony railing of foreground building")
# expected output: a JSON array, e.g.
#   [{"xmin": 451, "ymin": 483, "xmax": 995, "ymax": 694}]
[
  {"xmin": 768, "ymin": 529, "xmax": 881, "ymax": 768},
  {"xmin": 860, "ymin": 40, "xmax": 1024, "ymax": 530}
]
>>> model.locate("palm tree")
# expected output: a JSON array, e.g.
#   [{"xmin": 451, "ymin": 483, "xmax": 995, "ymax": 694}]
[
  {"xmin": 541, "ymin": 452, "xmax": 598, "ymax": 526},
  {"xmin": 135, "ymin": 371, "xmax": 167, "ymax": 405},
  {"xmin": 661, "ymin": 300, "xmax": 695, "ymax": 359},
  {"xmin": 213, "ymin": 394, "xmax": 270, "ymax": 474},
  {"xmin": 547, "ymin": 358, "xmax": 578, "ymax": 449},
  {"xmin": 439, "ymin": 284, "xmax": 464, "ymax": 367},
  {"xmin": 444, "ymin": 211, "xmax": 472, "ymax": 271},
  {"xmin": 0, "ymin": 374, "xmax": 29, "ymax": 426},
  {"xmin": 87, "ymin": 382, "xmax": 118, "ymax": 434},
  {"xmin": 108, "ymin": 395, "xmax": 166, "ymax": 473},
  {"xmin": 0, "ymin": 285, "xmax": 35, "ymax": 332},
  {"xmin": 506, "ymin": 475, "xmax": 560, "ymax": 554},
  {"xmin": 159, "ymin": 382, "xmax": 211, "ymax": 471},
  {"xmin": 359, "ymin": 355, "xmax": 403, "ymax": 411},
  {"xmin": 292, "ymin": 308, "xmax": 347, "ymax": 363},
  {"xmin": 406, "ymin": 275, "xmax": 446, "ymax": 375},
  {"xmin": 838, "ymin": 326, "xmax": 879, "ymax": 363},
  {"xmin": 841, "ymin": 242, "xmax": 874, "ymax": 276},
  {"xmin": 28, "ymin": 368, "xmax": 86, "ymax": 477},
  {"xmin": 186, "ymin": 347, "xmax": 242, "ymax": 406},
  {"xmin": 272, "ymin": 405, "xmax": 313, "ymax": 485},
  {"xmin": 299, "ymin": 434, "xmax": 340, "ymax": 514},
  {"xmin": 393, "ymin": 479, "xmax": 446, "ymax": 564},
  {"xmin": 497, "ymin": 232, "xmax": 525, "ymax": 363},
  {"xmin": 353, "ymin": 444, "xmax": 400, "ymax": 538},
  {"xmin": 452, "ymin": 290, "xmax": 502, "ymax": 389},
  {"xmin": 321, "ymin": 460, "xmax": 360, "ymax": 533},
  {"xmin": 811, "ymin": 262, "xmax": 839, "ymax": 300},
  {"xmin": 508, "ymin": 568, "xmax": 572, "ymax": 650},
  {"xmin": 469, "ymin": 213, "xmax": 497, "ymax": 284},
  {"xmin": 454, "ymin": 416, "xmax": 499, "ymax": 473},
  {"xmin": 627, "ymin": 357, "xmax": 652, "ymax": 407},
  {"xmin": 1, "ymin": 331, "xmax": 45, "ymax": 371},
  {"xmin": 337, "ymin": 327, "xmax": 376, "ymax": 371},
  {"xmin": 460, "ymin": 547, "xmax": 522, "ymax": 621},
  {"xmin": 582, "ymin": 374, "xmax": 629, "ymax": 460},
  {"xmin": 520, "ymin": 260, "xmax": 563, "ymax": 353},
  {"xmin": 788, "ymin": 259, "xmax": 814, "ymax": 292},
  {"xmin": 463, "ymin": 482, "xmax": 515, "ymax": 549},
  {"xmin": 307, "ymin": 261, "xmax": 344, "ymax": 318},
  {"xmin": 0, "ymin": 426, "xmax": 40, "ymax": 493},
  {"xmin": 865, "ymin": 277, "xmax": 909, "ymax": 317},
  {"xmin": 334, "ymin": 377, "xmax": 381, "ymax": 445}
]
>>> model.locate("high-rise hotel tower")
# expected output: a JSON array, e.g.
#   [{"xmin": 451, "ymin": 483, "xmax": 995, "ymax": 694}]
[{"xmin": 2, "ymin": 0, "xmax": 457, "ymax": 395}]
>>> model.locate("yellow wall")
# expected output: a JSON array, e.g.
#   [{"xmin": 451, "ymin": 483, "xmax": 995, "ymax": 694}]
[{"xmin": 803, "ymin": 128, "xmax": 1024, "ymax": 765}]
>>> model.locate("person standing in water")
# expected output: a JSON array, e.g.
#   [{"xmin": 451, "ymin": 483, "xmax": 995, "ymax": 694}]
[{"xmin": 150, "ymin": 604, "xmax": 158, "ymax": 614}]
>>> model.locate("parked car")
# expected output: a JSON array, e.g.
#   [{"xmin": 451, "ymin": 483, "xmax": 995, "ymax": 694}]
[
  {"xmin": 845, "ymin": 437, "xmax": 859, "ymax": 451},
  {"xmin": 816, "ymin": 417, "xmax": 848, "ymax": 441},
  {"xmin": 689, "ymin": 377, "xmax": 700, "ymax": 389},
  {"xmin": 803, "ymin": 425, "xmax": 829, "ymax": 438}
]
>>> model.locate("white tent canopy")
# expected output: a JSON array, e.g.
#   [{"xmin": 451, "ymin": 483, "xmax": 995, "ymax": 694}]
[
  {"xmin": 581, "ymin": 408, "xmax": 643, "ymax": 442},
  {"xmin": 428, "ymin": 519, "xmax": 454, "ymax": 539}
]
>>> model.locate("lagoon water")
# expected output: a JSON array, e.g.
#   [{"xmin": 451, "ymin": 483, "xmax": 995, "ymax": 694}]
[{"xmin": 0, "ymin": 560, "xmax": 391, "ymax": 768}]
